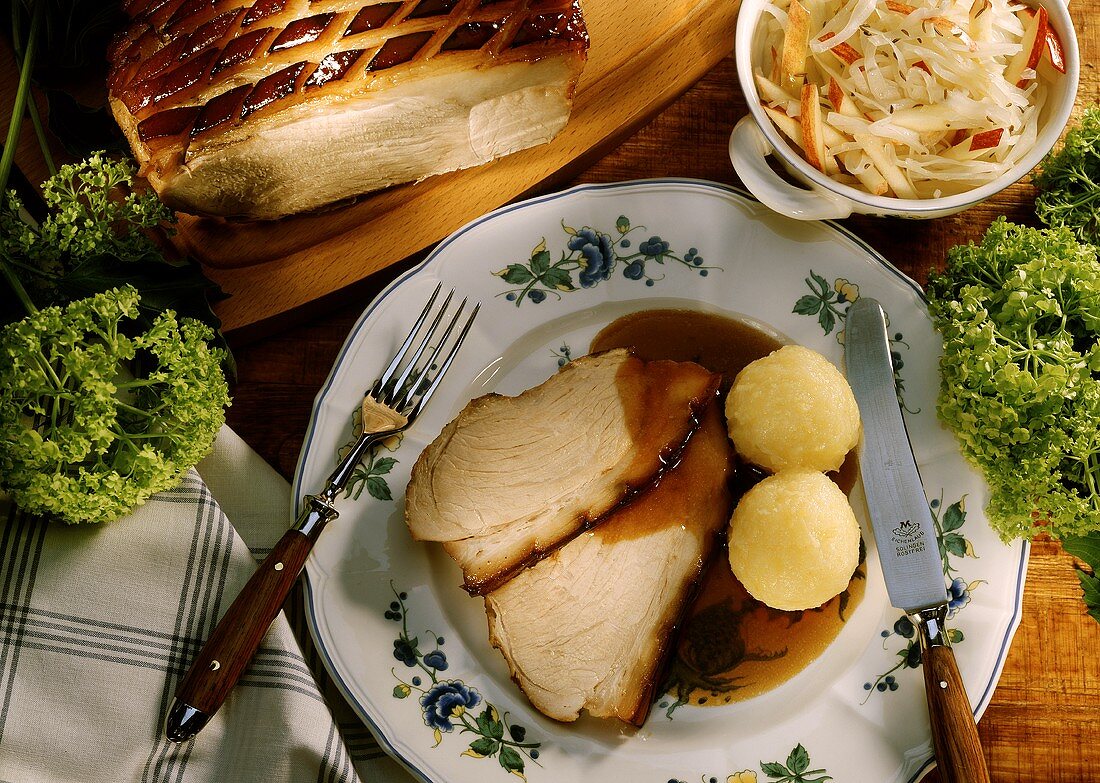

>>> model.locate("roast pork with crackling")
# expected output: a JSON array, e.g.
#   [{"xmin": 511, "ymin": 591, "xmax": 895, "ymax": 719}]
[
  {"xmin": 483, "ymin": 400, "xmax": 732, "ymax": 724},
  {"xmin": 404, "ymin": 349, "xmax": 721, "ymax": 594},
  {"xmin": 107, "ymin": 0, "xmax": 588, "ymax": 219}
]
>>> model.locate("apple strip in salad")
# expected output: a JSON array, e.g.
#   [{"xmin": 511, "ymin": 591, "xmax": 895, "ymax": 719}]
[{"xmin": 755, "ymin": 0, "xmax": 1064, "ymax": 198}]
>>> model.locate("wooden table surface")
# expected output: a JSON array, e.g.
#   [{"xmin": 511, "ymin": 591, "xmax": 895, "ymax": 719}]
[{"xmin": 223, "ymin": 21, "xmax": 1100, "ymax": 783}]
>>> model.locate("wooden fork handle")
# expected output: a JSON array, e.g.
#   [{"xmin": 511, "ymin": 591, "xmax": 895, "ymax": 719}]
[{"xmin": 165, "ymin": 496, "xmax": 337, "ymax": 742}]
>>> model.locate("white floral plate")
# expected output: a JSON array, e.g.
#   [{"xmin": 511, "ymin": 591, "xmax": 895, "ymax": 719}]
[{"xmin": 296, "ymin": 179, "xmax": 1027, "ymax": 783}]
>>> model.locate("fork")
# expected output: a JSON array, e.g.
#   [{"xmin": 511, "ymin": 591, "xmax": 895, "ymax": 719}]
[{"xmin": 165, "ymin": 284, "xmax": 478, "ymax": 743}]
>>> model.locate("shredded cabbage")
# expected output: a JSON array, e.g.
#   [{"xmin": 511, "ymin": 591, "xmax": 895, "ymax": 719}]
[{"xmin": 755, "ymin": 0, "xmax": 1059, "ymax": 198}]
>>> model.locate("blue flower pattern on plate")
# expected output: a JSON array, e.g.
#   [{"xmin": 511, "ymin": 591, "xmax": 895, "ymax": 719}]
[
  {"xmin": 420, "ymin": 681, "xmax": 481, "ymax": 732},
  {"xmin": 570, "ymin": 228, "xmax": 615, "ymax": 287},
  {"xmin": 386, "ymin": 585, "xmax": 541, "ymax": 777},
  {"xmin": 494, "ymin": 216, "xmax": 720, "ymax": 305}
]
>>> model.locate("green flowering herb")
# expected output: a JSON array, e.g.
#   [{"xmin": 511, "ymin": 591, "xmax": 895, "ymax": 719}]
[
  {"xmin": 0, "ymin": 4, "xmax": 231, "ymax": 524},
  {"xmin": 0, "ymin": 286, "xmax": 230, "ymax": 524},
  {"xmin": 1034, "ymin": 106, "xmax": 1100, "ymax": 245},
  {"xmin": 926, "ymin": 218, "xmax": 1100, "ymax": 541},
  {"xmin": 38, "ymin": 154, "xmax": 173, "ymax": 263},
  {"xmin": 1, "ymin": 155, "xmax": 227, "ymax": 348}
]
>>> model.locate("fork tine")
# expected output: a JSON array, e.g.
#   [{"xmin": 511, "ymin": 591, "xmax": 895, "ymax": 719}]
[
  {"xmin": 387, "ymin": 289, "xmax": 456, "ymax": 404},
  {"xmin": 372, "ymin": 282, "xmax": 442, "ymax": 396},
  {"xmin": 395, "ymin": 297, "xmax": 467, "ymax": 411},
  {"xmin": 406, "ymin": 303, "xmax": 479, "ymax": 420}
]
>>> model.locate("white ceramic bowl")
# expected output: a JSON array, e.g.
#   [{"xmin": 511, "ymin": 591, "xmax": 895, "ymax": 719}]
[{"xmin": 730, "ymin": 0, "xmax": 1080, "ymax": 220}]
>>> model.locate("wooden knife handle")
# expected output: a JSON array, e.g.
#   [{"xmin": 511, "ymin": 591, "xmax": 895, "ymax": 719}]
[
  {"xmin": 912, "ymin": 606, "xmax": 991, "ymax": 783},
  {"xmin": 169, "ymin": 495, "xmax": 338, "ymax": 738}
]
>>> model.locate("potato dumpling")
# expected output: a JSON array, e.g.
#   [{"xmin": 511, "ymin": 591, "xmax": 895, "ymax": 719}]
[
  {"xmin": 725, "ymin": 344, "xmax": 860, "ymax": 473},
  {"xmin": 728, "ymin": 469, "xmax": 860, "ymax": 611}
]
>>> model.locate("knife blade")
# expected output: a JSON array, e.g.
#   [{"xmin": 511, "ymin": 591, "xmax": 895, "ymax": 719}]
[
  {"xmin": 845, "ymin": 298, "xmax": 990, "ymax": 783},
  {"xmin": 844, "ymin": 298, "xmax": 946, "ymax": 612}
]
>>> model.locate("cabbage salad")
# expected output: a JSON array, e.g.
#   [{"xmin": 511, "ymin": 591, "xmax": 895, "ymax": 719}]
[{"xmin": 754, "ymin": 0, "xmax": 1064, "ymax": 198}]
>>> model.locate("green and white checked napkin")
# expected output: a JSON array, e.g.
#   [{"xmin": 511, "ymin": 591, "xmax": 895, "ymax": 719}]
[{"xmin": 0, "ymin": 427, "xmax": 413, "ymax": 783}]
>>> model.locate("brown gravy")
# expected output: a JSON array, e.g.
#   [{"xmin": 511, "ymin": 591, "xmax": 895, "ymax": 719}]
[
  {"xmin": 606, "ymin": 356, "xmax": 720, "ymax": 544},
  {"xmin": 593, "ymin": 308, "xmax": 786, "ymax": 393},
  {"xmin": 590, "ymin": 308, "xmax": 866, "ymax": 713}
]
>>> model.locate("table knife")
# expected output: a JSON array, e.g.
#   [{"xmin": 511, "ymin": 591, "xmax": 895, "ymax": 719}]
[{"xmin": 844, "ymin": 298, "xmax": 990, "ymax": 783}]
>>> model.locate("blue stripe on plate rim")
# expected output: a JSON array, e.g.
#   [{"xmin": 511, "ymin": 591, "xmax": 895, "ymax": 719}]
[{"xmin": 292, "ymin": 177, "xmax": 1030, "ymax": 783}]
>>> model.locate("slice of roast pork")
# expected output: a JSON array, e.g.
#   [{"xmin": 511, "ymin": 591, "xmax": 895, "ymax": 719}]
[
  {"xmin": 107, "ymin": 1, "xmax": 588, "ymax": 219},
  {"xmin": 483, "ymin": 400, "xmax": 733, "ymax": 724},
  {"xmin": 405, "ymin": 349, "xmax": 721, "ymax": 594}
]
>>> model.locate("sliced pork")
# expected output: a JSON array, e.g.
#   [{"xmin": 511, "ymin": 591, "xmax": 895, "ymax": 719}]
[
  {"xmin": 484, "ymin": 401, "xmax": 733, "ymax": 724},
  {"xmin": 405, "ymin": 349, "xmax": 721, "ymax": 594}
]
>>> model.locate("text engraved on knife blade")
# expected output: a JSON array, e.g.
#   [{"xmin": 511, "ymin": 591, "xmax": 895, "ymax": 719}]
[{"xmin": 891, "ymin": 519, "xmax": 929, "ymax": 558}]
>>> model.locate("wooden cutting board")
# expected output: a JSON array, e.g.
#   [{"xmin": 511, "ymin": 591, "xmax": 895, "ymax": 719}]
[{"xmin": 177, "ymin": 0, "xmax": 741, "ymax": 333}]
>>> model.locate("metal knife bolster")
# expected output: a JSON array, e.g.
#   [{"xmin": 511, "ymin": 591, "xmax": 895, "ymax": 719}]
[
  {"xmin": 910, "ymin": 604, "xmax": 952, "ymax": 652},
  {"xmin": 844, "ymin": 298, "xmax": 948, "ymax": 614}
]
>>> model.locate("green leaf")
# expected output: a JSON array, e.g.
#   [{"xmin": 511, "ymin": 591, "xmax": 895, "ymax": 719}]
[
  {"xmin": 0, "ymin": 285, "xmax": 230, "ymax": 524},
  {"xmin": 793, "ymin": 295, "xmax": 823, "ymax": 315},
  {"xmin": 941, "ymin": 501, "xmax": 966, "ymax": 532},
  {"xmin": 1064, "ymin": 533, "xmax": 1100, "ymax": 624},
  {"xmin": 1076, "ymin": 569, "xmax": 1100, "ymax": 623},
  {"xmin": 1062, "ymin": 533, "xmax": 1100, "ymax": 569},
  {"xmin": 616, "ymin": 215, "xmax": 630, "ymax": 233},
  {"xmin": 1, "ymin": 154, "xmax": 233, "ymax": 368},
  {"xmin": 496, "ymin": 264, "xmax": 534, "ymax": 285},
  {"xmin": 476, "ymin": 707, "xmax": 495, "ymax": 736},
  {"xmin": 365, "ymin": 476, "xmax": 393, "ymax": 501},
  {"xmin": 40, "ymin": 89, "xmax": 128, "ymax": 157},
  {"xmin": 498, "ymin": 745, "xmax": 524, "ymax": 774},
  {"xmin": 810, "ymin": 270, "xmax": 830, "ymax": 295},
  {"xmin": 1034, "ymin": 106, "xmax": 1100, "ymax": 244},
  {"xmin": 371, "ymin": 457, "xmax": 398, "ymax": 476},
  {"xmin": 905, "ymin": 642, "xmax": 923, "ymax": 668},
  {"xmin": 469, "ymin": 737, "xmax": 498, "ymax": 757},
  {"xmin": 541, "ymin": 267, "xmax": 574, "ymax": 291},
  {"xmin": 924, "ymin": 217, "xmax": 1100, "ymax": 542},
  {"xmin": 943, "ymin": 534, "xmax": 967, "ymax": 558},
  {"xmin": 786, "ymin": 744, "xmax": 810, "ymax": 775},
  {"xmin": 393, "ymin": 684, "xmax": 411, "ymax": 698},
  {"xmin": 530, "ymin": 250, "xmax": 551, "ymax": 275},
  {"xmin": 818, "ymin": 306, "xmax": 836, "ymax": 334},
  {"xmin": 760, "ymin": 761, "xmax": 790, "ymax": 778}
]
